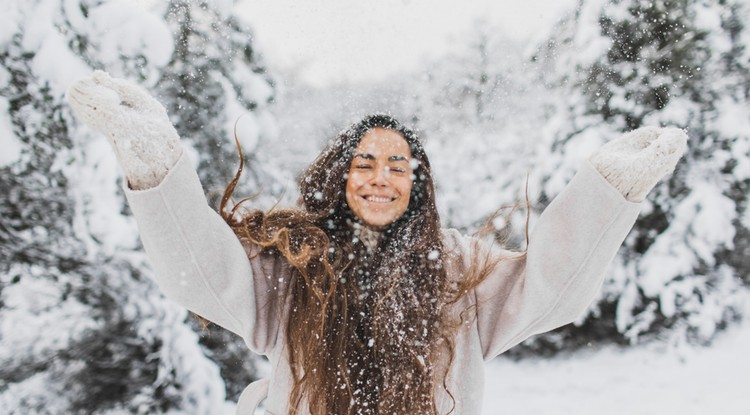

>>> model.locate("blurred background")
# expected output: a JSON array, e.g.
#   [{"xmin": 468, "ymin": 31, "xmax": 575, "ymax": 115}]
[{"xmin": 1, "ymin": 0, "xmax": 748, "ymax": 413}]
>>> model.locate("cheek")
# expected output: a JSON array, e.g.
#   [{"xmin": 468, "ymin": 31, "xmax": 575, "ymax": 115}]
[
  {"xmin": 400, "ymin": 178, "xmax": 414, "ymax": 196},
  {"xmin": 397, "ymin": 180, "xmax": 414, "ymax": 206},
  {"xmin": 345, "ymin": 174, "xmax": 361, "ymax": 206},
  {"xmin": 345, "ymin": 177, "xmax": 353, "ymax": 194},
  {"xmin": 346, "ymin": 171, "xmax": 365, "ymax": 189}
]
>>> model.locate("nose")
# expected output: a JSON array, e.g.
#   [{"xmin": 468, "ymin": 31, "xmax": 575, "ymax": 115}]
[{"xmin": 369, "ymin": 166, "xmax": 391, "ymax": 187}]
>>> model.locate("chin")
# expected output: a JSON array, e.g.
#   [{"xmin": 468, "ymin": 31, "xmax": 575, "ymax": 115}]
[
  {"xmin": 362, "ymin": 220, "xmax": 389, "ymax": 230},
  {"xmin": 360, "ymin": 215, "xmax": 395, "ymax": 229}
]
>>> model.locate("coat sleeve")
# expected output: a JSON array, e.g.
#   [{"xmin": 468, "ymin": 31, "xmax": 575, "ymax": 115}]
[
  {"xmin": 123, "ymin": 151, "xmax": 284, "ymax": 354},
  {"xmin": 464, "ymin": 160, "xmax": 642, "ymax": 360}
]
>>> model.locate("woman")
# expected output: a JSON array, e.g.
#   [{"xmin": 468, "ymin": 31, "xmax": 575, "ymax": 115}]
[{"xmin": 67, "ymin": 71, "xmax": 687, "ymax": 415}]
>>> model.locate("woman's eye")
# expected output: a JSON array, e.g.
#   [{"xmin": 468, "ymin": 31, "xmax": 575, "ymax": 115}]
[
  {"xmin": 391, "ymin": 168, "xmax": 405, "ymax": 173},
  {"xmin": 356, "ymin": 164, "xmax": 372, "ymax": 169}
]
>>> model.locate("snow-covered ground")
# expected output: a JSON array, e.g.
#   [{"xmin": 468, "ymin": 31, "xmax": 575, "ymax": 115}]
[
  {"xmin": 483, "ymin": 319, "xmax": 750, "ymax": 415},
  {"xmin": 249, "ymin": 320, "xmax": 750, "ymax": 415}
]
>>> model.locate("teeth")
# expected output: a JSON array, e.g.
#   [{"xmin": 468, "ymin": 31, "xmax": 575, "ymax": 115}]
[{"xmin": 365, "ymin": 196, "xmax": 392, "ymax": 203}]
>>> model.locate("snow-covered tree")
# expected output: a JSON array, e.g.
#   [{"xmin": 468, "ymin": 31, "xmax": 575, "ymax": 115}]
[
  {"xmin": 0, "ymin": 0, "xmax": 284, "ymax": 412},
  {"xmin": 523, "ymin": 0, "xmax": 750, "ymax": 351}
]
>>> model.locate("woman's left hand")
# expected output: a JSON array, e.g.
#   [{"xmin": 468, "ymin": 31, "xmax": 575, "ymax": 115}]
[{"xmin": 588, "ymin": 126, "xmax": 688, "ymax": 202}]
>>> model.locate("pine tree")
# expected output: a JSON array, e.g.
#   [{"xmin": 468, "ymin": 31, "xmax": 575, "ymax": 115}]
[
  {"xmin": 522, "ymin": 0, "xmax": 750, "ymax": 352},
  {"xmin": 0, "ymin": 0, "xmax": 283, "ymax": 411}
]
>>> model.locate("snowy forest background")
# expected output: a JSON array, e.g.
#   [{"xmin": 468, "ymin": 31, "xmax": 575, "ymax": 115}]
[{"xmin": 1, "ymin": 0, "xmax": 749, "ymax": 414}]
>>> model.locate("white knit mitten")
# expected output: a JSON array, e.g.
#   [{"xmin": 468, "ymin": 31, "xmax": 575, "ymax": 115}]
[
  {"xmin": 66, "ymin": 70, "xmax": 182, "ymax": 190},
  {"xmin": 588, "ymin": 126, "xmax": 688, "ymax": 202}
]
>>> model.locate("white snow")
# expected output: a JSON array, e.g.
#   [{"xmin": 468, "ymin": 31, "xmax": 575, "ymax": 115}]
[
  {"xmin": 31, "ymin": 29, "xmax": 92, "ymax": 98},
  {"xmin": 62, "ymin": 136, "xmax": 140, "ymax": 256},
  {"xmin": 1, "ymin": 264, "xmax": 100, "ymax": 359},
  {"xmin": 483, "ymin": 315, "xmax": 750, "ymax": 415},
  {"xmin": 0, "ymin": 2, "xmax": 21, "ymax": 45},
  {"xmin": 695, "ymin": 3, "xmax": 733, "ymax": 56},
  {"xmin": 0, "ymin": 97, "xmax": 23, "ymax": 167},
  {"xmin": 208, "ymin": 0, "xmax": 235, "ymax": 20},
  {"xmin": 638, "ymin": 183, "xmax": 736, "ymax": 298},
  {"xmin": 573, "ymin": 9, "xmax": 613, "ymax": 68},
  {"xmin": 215, "ymin": 70, "xmax": 262, "ymax": 152},
  {"xmin": 0, "ymin": 65, "xmax": 9, "ymax": 88},
  {"xmin": 714, "ymin": 96, "xmax": 750, "ymax": 141},
  {"xmin": 19, "ymin": 0, "xmax": 58, "ymax": 52},
  {"xmin": 233, "ymin": 61, "xmax": 275, "ymax": 105},
  {"xmin": 88, "ymin": 0, "xmax": 174, "ymax": 69}
]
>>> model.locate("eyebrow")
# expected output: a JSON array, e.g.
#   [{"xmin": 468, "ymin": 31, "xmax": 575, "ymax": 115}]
[{"xmin": 353, "ymin": 153, "xmax": 410, "ymax": 162}]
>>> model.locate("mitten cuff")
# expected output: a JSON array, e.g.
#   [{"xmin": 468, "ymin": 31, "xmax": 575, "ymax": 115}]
[
  {"xmin": 587, "ymin": 151, "xmax": 662, "ymax": 202},
  {"xmin": 119, "ymin": 135, "xmax": 183, "ymax": 190}
]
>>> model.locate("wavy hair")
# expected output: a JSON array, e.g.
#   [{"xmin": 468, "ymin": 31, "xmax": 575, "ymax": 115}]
[{"xmin": 220, "ymin": 114, "xmax": 512, "ymax": 414}]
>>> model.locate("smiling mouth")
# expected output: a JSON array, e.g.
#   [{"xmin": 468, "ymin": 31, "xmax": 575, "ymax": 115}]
[{"xmin": 362, "ymin": 195, "xmax": 396, "ymax": 203}]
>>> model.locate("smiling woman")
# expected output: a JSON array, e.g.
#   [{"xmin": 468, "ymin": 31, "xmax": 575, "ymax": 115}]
[
  {"xmin": 66, "ymin": 71, "xmax": 687, "ymax": 415},
  {"xmin": 220, "ymin": 114, "xmax": 455, "ymax": 414}
]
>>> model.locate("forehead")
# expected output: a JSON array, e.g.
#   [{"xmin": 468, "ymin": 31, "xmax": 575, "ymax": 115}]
[{"xmin": 355, "ymin": 128, "xmax": 411, "ymax": 158}]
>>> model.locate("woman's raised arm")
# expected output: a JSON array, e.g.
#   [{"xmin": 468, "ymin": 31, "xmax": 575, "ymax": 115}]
[
  {"xmin": 66, "ymin": 71, "xmax": 281, "ymax": 353},
  {"xmin": 466, "ymin": 127, "xmax": 687, "ymax": 359}
]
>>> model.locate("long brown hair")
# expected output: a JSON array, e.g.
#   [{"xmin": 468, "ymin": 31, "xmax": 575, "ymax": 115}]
[{"xmin": 220, "ymin": 114, "xmax": 511, "ymax": 414}]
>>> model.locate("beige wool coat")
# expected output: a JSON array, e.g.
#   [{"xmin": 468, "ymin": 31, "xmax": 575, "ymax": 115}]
[{"xmin": 124, "ymin": 152, "xmax": 641, "ymax": 414}]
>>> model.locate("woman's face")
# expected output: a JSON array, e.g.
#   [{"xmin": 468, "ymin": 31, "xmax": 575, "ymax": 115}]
[{"xmin": 345, "ymin": 128, "xmax": 414, "ymax": 229}]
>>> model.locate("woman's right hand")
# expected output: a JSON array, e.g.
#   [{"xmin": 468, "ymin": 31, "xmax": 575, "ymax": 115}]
[{"xmin": 66, "ymin": 70, "xmax": 182, "ymax": 190}]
